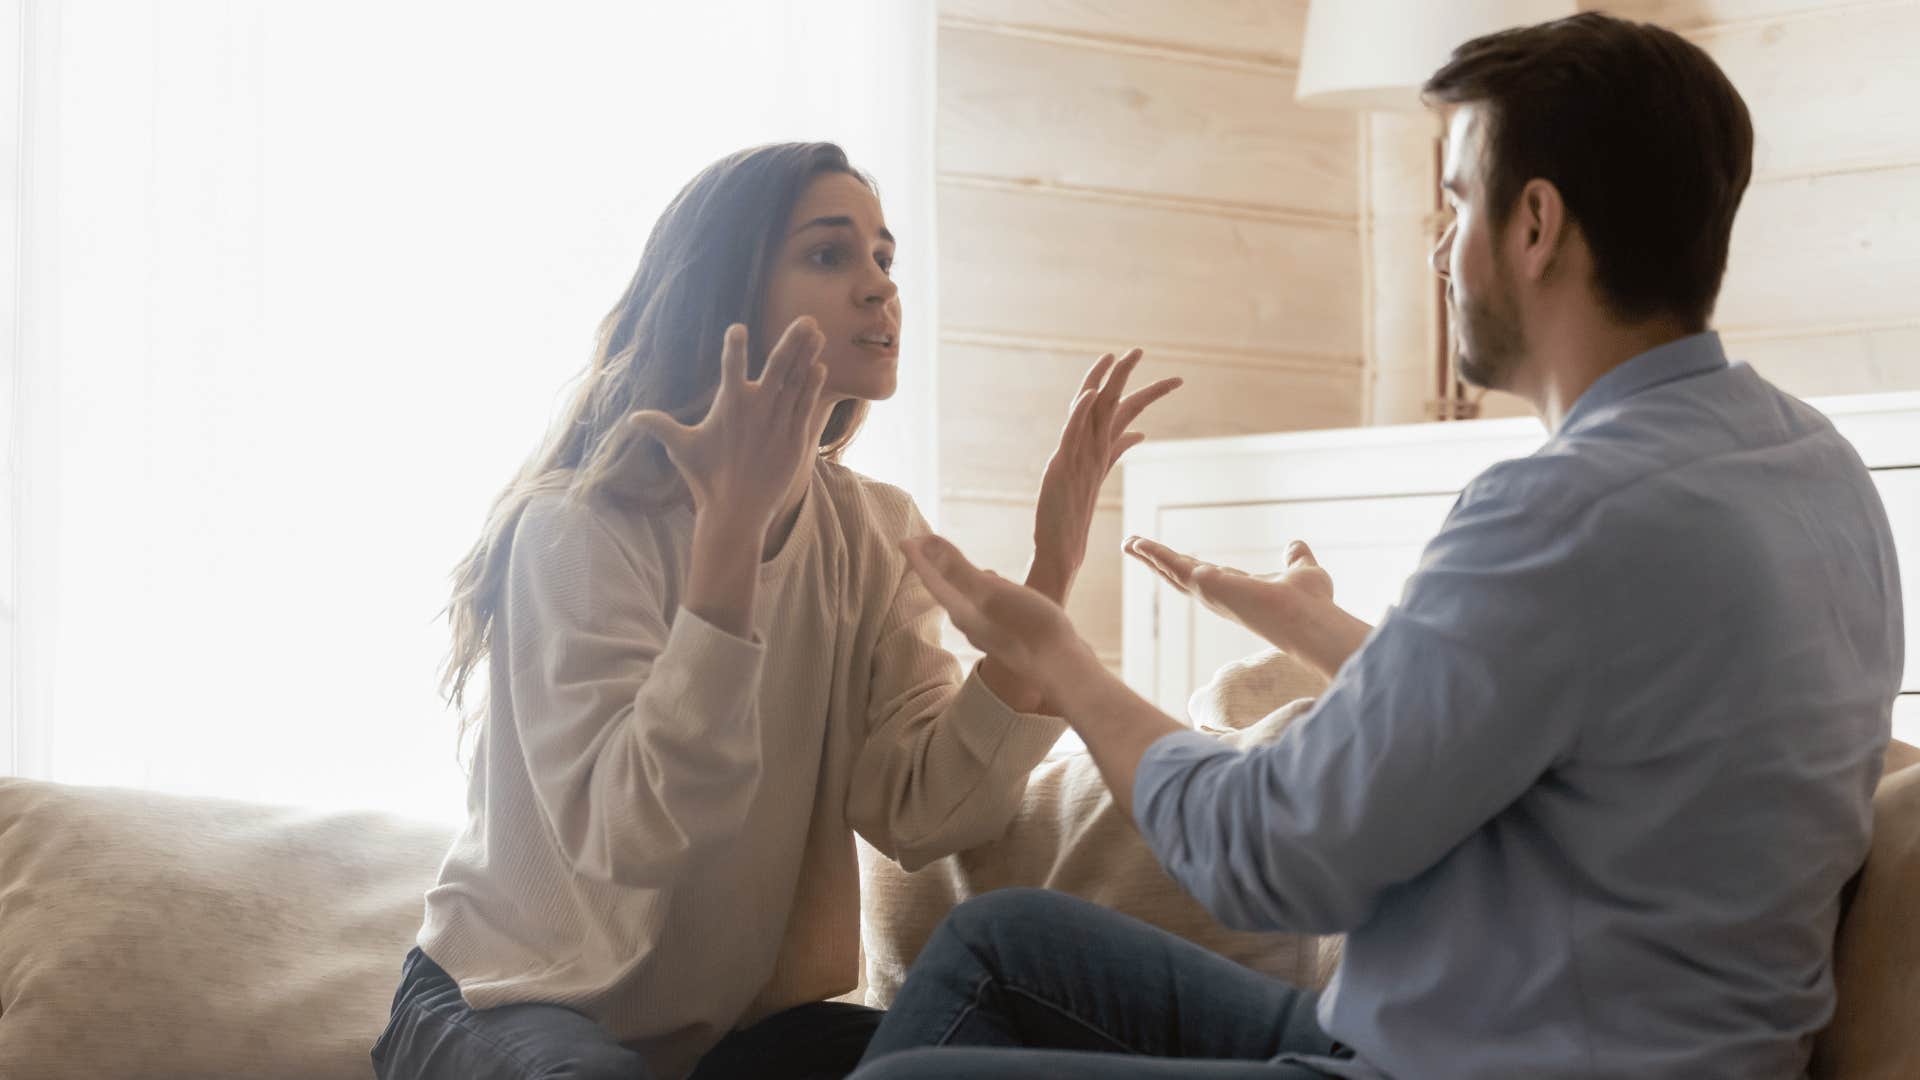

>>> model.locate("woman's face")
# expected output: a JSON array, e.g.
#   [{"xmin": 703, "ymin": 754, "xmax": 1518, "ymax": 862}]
[{"xmin": 756, "ymin": 171, "xmax": 901, "ymax": 404}]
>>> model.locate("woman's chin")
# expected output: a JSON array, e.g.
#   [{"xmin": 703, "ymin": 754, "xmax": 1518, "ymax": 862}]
[{"xmin": 829, "ymin": 366, "xmax": 899, "ymax": 402}]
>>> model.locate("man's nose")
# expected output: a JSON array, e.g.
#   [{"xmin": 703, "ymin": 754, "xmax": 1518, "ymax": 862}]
[{"xmin": 1430, "ymin": 222, "xmax": 1454, "ymax": 278}]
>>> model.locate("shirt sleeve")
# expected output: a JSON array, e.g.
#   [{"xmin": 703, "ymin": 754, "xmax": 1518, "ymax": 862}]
[
  {"xmin": 1133, "ymin": 461, "xmax": 1600, "ymax": 934},
  {"xmin": 503, "ymin": 497, "xmax": 767, "ymax": 888},
  {"xmin": 844, "ymin": 501, "xmax": 1066, "ymax": 871}
]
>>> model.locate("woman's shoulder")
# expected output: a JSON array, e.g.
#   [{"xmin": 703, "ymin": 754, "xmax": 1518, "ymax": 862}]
[{"xmin": 512, "ymin": 484, "xmax": 679, "ymax": 586}]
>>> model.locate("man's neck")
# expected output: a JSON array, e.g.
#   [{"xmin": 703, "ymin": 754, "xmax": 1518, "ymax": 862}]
[{"xmin": 1519, "ymin": 311, "xmax": 1696, "ymax": 431}]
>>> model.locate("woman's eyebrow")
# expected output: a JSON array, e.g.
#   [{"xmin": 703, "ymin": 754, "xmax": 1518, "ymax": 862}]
[{"xmin": 792, "ymin": 215, "xmax": 897, "ymax": 245}]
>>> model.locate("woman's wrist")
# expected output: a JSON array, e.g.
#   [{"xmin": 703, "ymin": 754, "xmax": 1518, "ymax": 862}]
[
  {"xmin": 684, "ymin": 512, "xmax": 764, "ymax": 638},
  {"xmin": 1025, "ymin": 553, "xmax": 1078, "ymax": 606}
]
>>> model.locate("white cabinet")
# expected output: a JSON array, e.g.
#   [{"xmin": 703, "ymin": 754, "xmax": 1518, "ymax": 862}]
[{"xmin": 1123, "ymin": 392, "xmax": 1920, "ymax": 739}]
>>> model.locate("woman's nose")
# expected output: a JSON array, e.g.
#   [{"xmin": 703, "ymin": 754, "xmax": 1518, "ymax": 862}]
[{"xmin": 862, "ymin": 271, "xmax": 898, "ymax": 306}]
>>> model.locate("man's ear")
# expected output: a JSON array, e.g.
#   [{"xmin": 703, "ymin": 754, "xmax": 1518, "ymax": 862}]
[{"xmin": 1515, "ymin": 177, "xmax": 1568, "ymax": 283}]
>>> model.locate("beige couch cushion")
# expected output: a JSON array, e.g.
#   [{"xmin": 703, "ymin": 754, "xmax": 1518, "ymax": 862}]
[
  {"xmin": 860, "ymin": 649, "xmax": 1329, "ymax": 1005},
  {"xmin": 0, "ymin": 778, "xmax": 453, "ymax": 1080},
  {"xmin": 1811, "ymin": 751, "xmax": 1920, "ymax": 1079}
]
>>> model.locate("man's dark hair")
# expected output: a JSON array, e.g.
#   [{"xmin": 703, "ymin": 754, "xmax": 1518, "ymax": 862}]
[{"xmin": 1423, "ymin": 13, "xmax": 1754, "ymax": 330}]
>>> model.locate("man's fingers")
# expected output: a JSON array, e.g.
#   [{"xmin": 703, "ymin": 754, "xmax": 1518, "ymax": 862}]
[
  {"xmin": 1127, "ymin": 536, "xmax": 1202, "ymax": 584},
  {"xmin": 1121, "ymin": 541, "xmax": 1182, "ymax": 591},
  {"xmin": 1108, "ymin": 431, "xmax": 1148, "ymax": 470},
  {"xmin": 1124, "ymin": 536, "xmax": 1193, "ymax": 594},
  {"xmin": 1286, "ymin": 539, "xmax": 1321, "ymax": 567}
]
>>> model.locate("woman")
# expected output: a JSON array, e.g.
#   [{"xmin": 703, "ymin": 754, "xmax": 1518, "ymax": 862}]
[{"xmin": 370, "ymin": 142, "xmax": 1179, "ymax": 1080}]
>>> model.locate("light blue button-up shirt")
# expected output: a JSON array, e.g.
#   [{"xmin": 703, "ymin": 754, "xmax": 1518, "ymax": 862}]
[{"xmin": 1134, "ymin": 333, "xmax": 1904, "ymax": 1079}]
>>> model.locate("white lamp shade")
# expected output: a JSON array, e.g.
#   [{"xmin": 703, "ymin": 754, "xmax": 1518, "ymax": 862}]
[{"xmin": 1296, "ymin": 0, "xmax": 1578, "ymax": 112}]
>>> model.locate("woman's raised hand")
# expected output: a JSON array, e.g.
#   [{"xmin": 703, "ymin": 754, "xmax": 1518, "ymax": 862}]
[
  {"xmin": 628, "ymin": 317, "xmax": 829, "ymax": 538},
  {"xmin": 1030, "ymin": 349, "xmax": 1182, "ymax": 601}
]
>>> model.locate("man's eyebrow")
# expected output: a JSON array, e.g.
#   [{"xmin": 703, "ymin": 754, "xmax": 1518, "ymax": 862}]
[{"xmin": 793, "ymin": 216, "xmax": 896, "ymax": 244}]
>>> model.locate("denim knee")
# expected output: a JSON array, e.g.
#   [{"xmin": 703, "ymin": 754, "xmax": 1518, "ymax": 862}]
[{"xmin": 942, "ymin": 887, "xmax": 1085, "ymax": 946}]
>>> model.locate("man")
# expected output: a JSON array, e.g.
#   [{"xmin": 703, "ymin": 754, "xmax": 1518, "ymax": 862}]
[{"xmin": 850, "ymin": 12, "xmax": 1905, "ymax": 1080}]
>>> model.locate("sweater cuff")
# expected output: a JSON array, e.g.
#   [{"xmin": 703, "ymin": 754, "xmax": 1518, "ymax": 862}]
[
  {"xmin": 958, "ymin": 662, "xmax": 1069, "ymax": 767},
  {"xmin": 649, "ymin": 608, "xmax": 769, "ymax": 737}
]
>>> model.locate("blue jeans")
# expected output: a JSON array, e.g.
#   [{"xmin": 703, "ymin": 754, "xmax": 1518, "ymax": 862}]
[
  {"xmin": 852, "ymin": 888, "xmax": 1347, "ymax": 1079},
  {"xmin": 371, "ymin": 947, "xmax": 883, "ymax": 1080}
]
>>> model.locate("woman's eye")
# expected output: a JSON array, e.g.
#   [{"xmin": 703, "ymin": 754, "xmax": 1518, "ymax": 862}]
[
  {"xmin": 809, "ymin": 245, "xmax": 845, "ymax": 268},
  {"xmin": 877, "ymin": 253, "xmax": 894, "ymax": 275}
]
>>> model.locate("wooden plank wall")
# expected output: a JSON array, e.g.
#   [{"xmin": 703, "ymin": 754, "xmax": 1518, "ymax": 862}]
[
  {"xmin": 1369, "ymin": 0, "xmax": 1920, "ymax": 423},
  {"xmin": 935, "ymin": 0, "xmax": 1364, "ymax": 672}
]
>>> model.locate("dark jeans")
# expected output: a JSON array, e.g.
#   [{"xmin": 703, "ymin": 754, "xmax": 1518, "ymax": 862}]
[
  {"xmin": 852, "ymin": 888, "xmax": 1348, "ymax": 1079},
  {"xmin": 371, "ymin": 947, "xmax": 883, "ymax": 1080}
]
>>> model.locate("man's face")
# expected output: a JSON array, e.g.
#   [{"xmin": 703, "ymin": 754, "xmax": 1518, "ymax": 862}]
[{"xmin": 1433, "ymin": 105, "xmax": 1526, "ymax": 391}]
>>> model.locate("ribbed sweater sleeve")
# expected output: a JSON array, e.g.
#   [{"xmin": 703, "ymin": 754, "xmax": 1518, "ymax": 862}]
[{"xmin": 503, "ymin": 497, "xmax": 766, "ymax": 888}]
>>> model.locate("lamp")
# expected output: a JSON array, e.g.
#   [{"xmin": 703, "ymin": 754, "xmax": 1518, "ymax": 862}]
[
  {"xmin": 1296, "ymin": 0, "xmax": 1576, "ymax": 419},
  {"xmin": 1297, "ymin": 0, "xmax": 1578, "ymax": 112}
]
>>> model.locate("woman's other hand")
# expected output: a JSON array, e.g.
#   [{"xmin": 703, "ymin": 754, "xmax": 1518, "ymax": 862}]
[{"xmin": 1030, "ymin": 349, "xmax": 1181, "ymax": 603}]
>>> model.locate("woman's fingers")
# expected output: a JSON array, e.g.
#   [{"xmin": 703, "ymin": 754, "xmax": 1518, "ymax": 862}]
[
  {"xmin": 1096, "ymin": 349, "xmax": 1144, "ymax": 405},
  {"xmin": 1076, "ymin": 353, "xmax": 1118, "ymax": 400},
  {"xmin": 901, "ymin": 535, "xmax": 991, "ymax": 631},
  {"xmin": 717, "ymin": 324, "xmax": 749, "ymax": 393},
  {"xmin": 1108, "ymin": 431, "xmax": 1148, "ymax": 470},
  {"xmin": 1113, "ymin": 377, "xmax": 1183, "ymax": 431},
  {"xmin": 763, "ymin": 315, "xmax": 824, "ymax": 387},
  {"xmin": 627, "ymin": 408, "xmax": 687, "ymax": 445},
  {"xmin": 791, "ymin": 360, "xmax": 829, "ymax": 425}
]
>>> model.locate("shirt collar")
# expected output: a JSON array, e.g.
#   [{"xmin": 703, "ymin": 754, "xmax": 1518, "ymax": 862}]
[{"xmin": 1559, "ymin": 330, "xmax": 1729, "ymax": 433}]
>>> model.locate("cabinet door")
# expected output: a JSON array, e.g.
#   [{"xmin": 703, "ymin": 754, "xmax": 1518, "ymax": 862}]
[
  {"xmin": 1149, "ymin": 493, "xmax": 1459, "ymax": 715},
  {"xmin": 1872, "ymin": 468, "xmax": 1919, "ymax": 695}
]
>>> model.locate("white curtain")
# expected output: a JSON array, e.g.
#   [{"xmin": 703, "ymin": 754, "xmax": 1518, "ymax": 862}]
[{"xmin": 3, "ymin": 0, "xmax": 939, "ymax": 823}]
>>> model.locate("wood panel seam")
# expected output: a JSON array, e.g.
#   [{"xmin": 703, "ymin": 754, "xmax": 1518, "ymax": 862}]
[
  {"xmin": 938, "ymin": 172, "xmax": 1358, "ymax": 231},
  {"xmin": 1751, "ymin": 155, "xmax": 1920, "ymax": 187},
  {"xmin": 936, "ymin": 13, "xmax": 1298, "ymax": 75},
  {"xmin": 940, "ymin": 329, "xmax": 1366, "ymax": 373},
  {"xmin": 1720, "ymin": 316, "xmax": 1920, "ymax": 342}
]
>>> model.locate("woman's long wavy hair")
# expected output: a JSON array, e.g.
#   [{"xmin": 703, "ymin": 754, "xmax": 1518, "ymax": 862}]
[{"xmin": 443, "ymin": 142, "xmax": 872, "ymax": 755}]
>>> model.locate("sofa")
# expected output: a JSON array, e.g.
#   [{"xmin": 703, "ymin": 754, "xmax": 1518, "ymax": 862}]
[{"xmin": 3, "ymin": 649, "xmax": 1916, "ymax": 1078}]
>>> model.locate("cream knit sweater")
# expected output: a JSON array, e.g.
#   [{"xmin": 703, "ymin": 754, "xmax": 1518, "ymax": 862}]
[{"xmin": 417, "ymin": 459, "xmax": 1065, "ymax": 1078}]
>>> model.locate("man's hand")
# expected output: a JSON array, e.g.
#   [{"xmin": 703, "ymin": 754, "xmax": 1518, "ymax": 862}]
[{"xmin": 1125, "ymin": 536, "xmax": 1372, "ymax": 681}]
